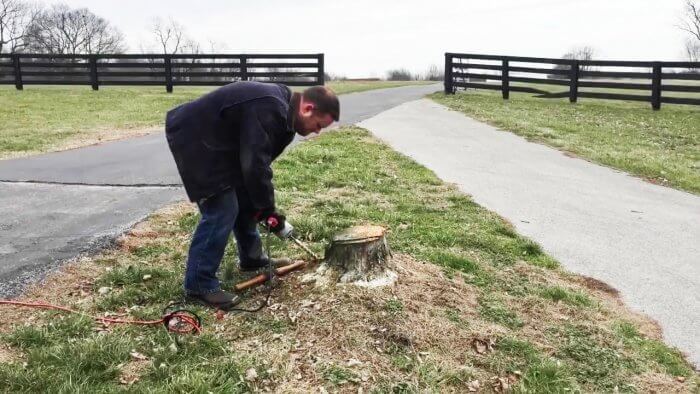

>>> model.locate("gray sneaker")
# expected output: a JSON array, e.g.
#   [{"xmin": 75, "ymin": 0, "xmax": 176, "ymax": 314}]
[{"xmin": 186, "ymin": 289, "xmax": 240, "ymax": 311}]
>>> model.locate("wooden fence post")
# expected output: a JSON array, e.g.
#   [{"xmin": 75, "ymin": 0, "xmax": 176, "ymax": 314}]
[
  {"xmin": 164, "ymin": 55, "xmax": 173, "ymax": 93},
  {"xmin": 240, "ymin": 55, "xmax": 247, "ymax": 81},
  {"xmin": 501, "ymin": 59, "xmax": 510, "ymax": 99},
  {"xmin": 569, "ymin": 60, "xmax": 579, "ymax": 103},
  {"xmin": 12, "ymin": 54, "xmax": 23, "ymax": 90},
  {"xmin": 444, "ymin": 53, "xmax": 454, "ymax": 94},
  {"xmin": 89, "ymin": 55, "xmax": 99, "ymax": 91},
  {"xmin": 651, "ymin": 62, "xmax": 662, "ymax": 110},
  {"xmin": 317, "ymin": 53, "xmax": 325, "ymax": 85}
]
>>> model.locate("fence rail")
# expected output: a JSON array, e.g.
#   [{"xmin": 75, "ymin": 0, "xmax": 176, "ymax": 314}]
[
  {"xmin": 0, "ymin": 53, "xmax": 325, "ymax": 92},
  {"xmin": 444, "ymin": 53, "xmax": 700, "ymax": 110}
]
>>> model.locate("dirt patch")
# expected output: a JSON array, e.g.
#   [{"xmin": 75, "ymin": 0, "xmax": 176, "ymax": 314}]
[
  {"xmin": 118, "ymin": 359, "xmax": 151, "ymax": 386},
  {"xmin": 579, "ymin": 275, "xmax": 620, "ymax": 296},
  {"xmin": 632, "ymin": 372, "xmax": 692, "ymax": 393},
  {"xmin": 0, "ymin": 344, "xmax": 22, "ymax": 364},
  {"xmin": 219, "ymin": 254, "xmax": 493, "ymax": 391}
]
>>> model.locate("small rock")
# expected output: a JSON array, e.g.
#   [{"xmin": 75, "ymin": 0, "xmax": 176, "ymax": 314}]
[
  {"xmin": 346, "ymin": 358, "xmax": 362, "ymax": 367},
  {"xmin": 142, "ymin": 274, "xmax": 152, "ymax": 281},
  {"xmin": 467, "ymin": 380, "xmax": 480, "ymax": 392},
  {"xmin": 98, "ymin": 286, "xmax": 111, "ymax": 295},
  {"xmin": 245, "ymin": 368, "xmax": 258, "ymax": 381},
  {"xmin": 272, "ymin": 333, "xmax": 283, "ymax": 340},
  {"xmin": 676, "ymin": 376, "xmax": 686, "ymax": 383},
  {"xmin": 301, "ymin": 300, "xmax": 315, "ymax": 308}
]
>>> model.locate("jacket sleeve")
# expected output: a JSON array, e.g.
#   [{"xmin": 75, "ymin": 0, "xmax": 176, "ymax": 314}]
[{"xmin": 238, "ymin": 100, "xmax": 287, "ymax": 212}]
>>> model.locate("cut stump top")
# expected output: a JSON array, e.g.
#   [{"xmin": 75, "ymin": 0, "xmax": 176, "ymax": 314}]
[{"xmin": 332, "ymin": 225, "xmax": 386, "ymax": 245}]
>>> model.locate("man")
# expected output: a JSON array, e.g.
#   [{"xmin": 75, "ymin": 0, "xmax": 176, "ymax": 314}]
[{"xmin": 165, "ymin": 81, "xmax": 339, "ymax": 310}]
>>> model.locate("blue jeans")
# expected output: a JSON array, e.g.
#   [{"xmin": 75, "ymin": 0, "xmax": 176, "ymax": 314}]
[{"xmin": 184, "ymin": 188, "xmax": 265, "ymax": 295}]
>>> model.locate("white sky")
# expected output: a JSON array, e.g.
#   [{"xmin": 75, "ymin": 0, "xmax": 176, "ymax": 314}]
[{"xmin": 57, "ymin": 0, "xmax": 692, "ymax": 78}]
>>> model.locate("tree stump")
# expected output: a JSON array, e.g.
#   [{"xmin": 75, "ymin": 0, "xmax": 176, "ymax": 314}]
[{"xmin": 325, "ymin": 225, "xmax": 393, "ymax": 283}]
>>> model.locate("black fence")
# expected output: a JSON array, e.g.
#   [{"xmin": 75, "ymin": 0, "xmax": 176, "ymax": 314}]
[
  {"xmin": 0, "ymin": 53, "xmax": 324, "ymax": 92},
  {"xmin": 444, "ymin": 53, "xmax": 700, "ymax": 110}
]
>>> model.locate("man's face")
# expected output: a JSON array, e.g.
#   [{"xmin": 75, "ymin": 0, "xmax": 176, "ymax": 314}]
[{"xmin": 294, "ymin": 101, "xmax": 335, "ymax": 137}]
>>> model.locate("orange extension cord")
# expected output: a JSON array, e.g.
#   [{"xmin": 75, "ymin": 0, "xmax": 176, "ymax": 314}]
[{"xmin": 0, "ymin": 300, "xmax": 202, "ymax": 334}]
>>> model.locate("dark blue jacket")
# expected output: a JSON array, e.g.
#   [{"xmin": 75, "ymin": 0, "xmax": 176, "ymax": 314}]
[{"xmin": 165, "ymin": 81, "xmax": 295, "ymax": 210}]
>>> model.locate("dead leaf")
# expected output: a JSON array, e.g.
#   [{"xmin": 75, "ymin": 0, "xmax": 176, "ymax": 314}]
[
  {"xmin": 472, "ymin": 337, "xmax": 495, "ymax": 354},
  {"xmin": 490, "ymin": 376, "xmax": 510, "ymax": 392},
  {"xmin": 129, "ymin": 351, "xmax": 148, "ymax": 361}
]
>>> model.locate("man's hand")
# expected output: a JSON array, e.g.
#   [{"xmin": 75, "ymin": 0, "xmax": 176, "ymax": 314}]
[{"xmin": 255, "ymin": 210, "xmax": 293, "ymax": 238}]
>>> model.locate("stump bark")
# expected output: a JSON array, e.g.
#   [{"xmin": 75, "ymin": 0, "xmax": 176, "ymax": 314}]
[{"xmin": 325, "ymin": 225, "xmax": 392, "ymax": 283}]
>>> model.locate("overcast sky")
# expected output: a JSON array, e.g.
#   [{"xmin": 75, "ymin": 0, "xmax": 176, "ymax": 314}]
[{"xmin": 57, "ymin": 0, "xmax": 692, "ymax": 78}]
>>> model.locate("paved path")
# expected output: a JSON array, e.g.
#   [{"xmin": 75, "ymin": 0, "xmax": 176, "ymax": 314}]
[
  {"xmin": 0, "ymin": 84, "xmax": 440, "ymax": 297},
  {"xmin": 359, "ymin": 98, "xmax": 700, "ymax": 366}
]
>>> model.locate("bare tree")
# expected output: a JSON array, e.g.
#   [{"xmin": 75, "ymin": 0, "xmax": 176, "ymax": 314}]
[
  {"xmin": 423, "ymin": 64, "xmax": 444, "ymax": 81},
  {"xmin": 24, "ymin": 4, "xmax": 125, "ymax": 54},
  {"xmin": 152, "ymin": 17, "xmax": 184, "ymax": 54},
  {"xmin": 563, "ymin": 46, "xmax": 595, "ymax": 72},
  {"xmin": 686, "ymin": 39, "xmax": 700, "ymax": 61},
  {"xmin": 0, "ymin": 0, "xmax": 40, "ymax": 53},
  {"xmin": 679, "ymin": 1, "xmax": 700, "ymax": 66},
  {"xmin": 550, "ymin": 45, "xmax": 596, "ymax": 78},
  {"xmin": 679, "ymin": 0, "xmax": 700, "ymax": 41}
]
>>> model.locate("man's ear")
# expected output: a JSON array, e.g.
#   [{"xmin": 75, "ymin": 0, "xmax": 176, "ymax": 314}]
[{"xmin": 301, "ymin": 102, "xmax": 315, "ymax": 115}]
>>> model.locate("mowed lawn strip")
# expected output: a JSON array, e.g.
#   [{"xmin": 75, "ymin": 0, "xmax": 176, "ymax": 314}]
[
  {"xmin": 431, "ymin": 90, "xmax": 700, "ymax": 195},
  {"xmin": 0, "ymin": 127, "xmax": 696, "ymax": 392},
  {"xmin": 0, "ymin": 81, "xmax": 431, "ymax": 159}
]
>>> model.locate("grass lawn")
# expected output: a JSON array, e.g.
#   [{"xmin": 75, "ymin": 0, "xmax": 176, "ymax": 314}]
[
  {"xmin": 1, "ymin": 127, "xmax": 696, "ymax": 392},
  {"xmin": 431, "ymin": 90, "xmax": 700, "ymax": 194},
  {"xmin": 0, "ymin": 80, "xmax": 431, "ymax": 159}
]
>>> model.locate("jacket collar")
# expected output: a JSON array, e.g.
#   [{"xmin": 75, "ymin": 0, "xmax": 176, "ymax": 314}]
[{"xmin": 287, "ymin": 90, "xmax": 300, "ymax": 134}]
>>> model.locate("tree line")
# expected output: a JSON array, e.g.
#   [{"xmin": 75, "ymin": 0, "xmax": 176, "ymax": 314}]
[{"xmin": 0, "ymin": 0, "xmax": 223, "ymax": 55}]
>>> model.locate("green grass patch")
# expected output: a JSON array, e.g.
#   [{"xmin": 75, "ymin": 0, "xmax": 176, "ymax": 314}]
[
  {"xmin": 322, "ymin": 363, "xmax": 358, "ymax": 386},
  {"xmin": 478, "ymin": 296, "xmax": 524, "ymax": 330},
  {"xmin": 552, "ymin": 324, "xmax": 639, "ymax": 391},
  {"xmin": 431, "ymin": 90, "xmax": 700, "ymax": 194},
  {"xmin": 385, "ymin": 299, "xmax": 404, "ymax": 315},
  {"xmin": 0, "ymin": 81, "xmax": 431, "ymax": 158},
  {"xmin": 514, "ymin": 360, "xmax": 579, "ymax": 393},
  {"xmin": 615, "ymin": 321, "xmax": 693, "ymax": 377},
  {"xmin": 538, "ymin": 285, "xmax": 593, "ymax": 307}
]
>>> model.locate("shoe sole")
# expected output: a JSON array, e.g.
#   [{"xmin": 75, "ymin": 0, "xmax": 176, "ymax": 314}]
[{"xmin": 185, "ymin": 294, "xmax": 242, "ymax": 311}]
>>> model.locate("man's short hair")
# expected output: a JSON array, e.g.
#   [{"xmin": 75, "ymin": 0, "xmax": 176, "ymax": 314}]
[{"xmin": 303, "ymin": 86, "xmax": 340, "ymax": 122}]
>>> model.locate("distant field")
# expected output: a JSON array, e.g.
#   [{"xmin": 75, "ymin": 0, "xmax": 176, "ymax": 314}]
[
  {"xmin": 432, "ymin": 89, "xmax": 700, "ymax": 194},
  {"xmin": 0, "ymin": 80, "xmax": 431, "ymax": 159}
]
